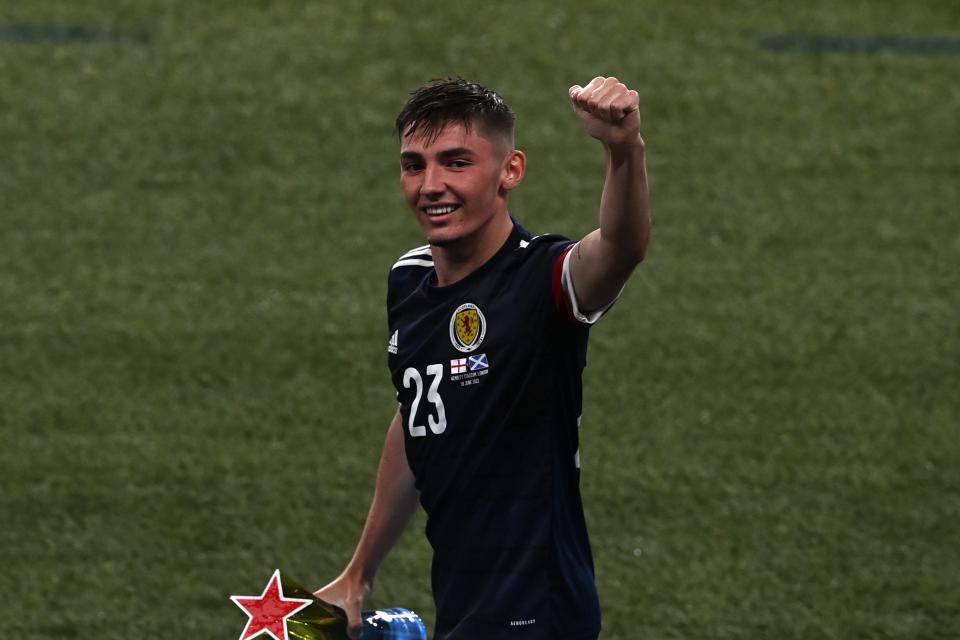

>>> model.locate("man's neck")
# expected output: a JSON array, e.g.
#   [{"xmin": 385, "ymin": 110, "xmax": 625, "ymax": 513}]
[{"xmin": 431, "ymin": 214, "xmax": 514, "ymax": 287}]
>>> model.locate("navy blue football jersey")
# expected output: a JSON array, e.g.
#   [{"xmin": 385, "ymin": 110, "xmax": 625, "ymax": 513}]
[{"xmin": 386, "ymin": 220, "xmax": 614, "ymax": 640}]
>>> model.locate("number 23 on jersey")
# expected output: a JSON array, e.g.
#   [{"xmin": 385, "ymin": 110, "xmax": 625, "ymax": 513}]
[{"xmin": 402, "ymin": 364, "xmax": 447, "ymax": 437}]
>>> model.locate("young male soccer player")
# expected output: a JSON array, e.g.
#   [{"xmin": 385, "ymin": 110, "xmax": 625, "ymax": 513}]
[{"xmin": 315, "ymin": 76, "xmax": 650, "ymax": 640}]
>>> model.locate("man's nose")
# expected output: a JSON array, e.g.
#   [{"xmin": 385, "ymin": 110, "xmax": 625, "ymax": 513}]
[{"xmin": 420, "ymin": 165, "xmax": 445, "ymax": 196}]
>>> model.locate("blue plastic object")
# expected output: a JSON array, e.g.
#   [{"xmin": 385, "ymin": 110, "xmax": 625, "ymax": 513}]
[{"xmin": 359, "ymin": 608, "xmax": 428, "ymax": 640}]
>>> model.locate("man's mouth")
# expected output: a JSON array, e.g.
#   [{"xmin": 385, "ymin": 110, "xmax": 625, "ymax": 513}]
[{"xmin": 424, "ymin": 204, "xmax": 459, "ymax": 216}]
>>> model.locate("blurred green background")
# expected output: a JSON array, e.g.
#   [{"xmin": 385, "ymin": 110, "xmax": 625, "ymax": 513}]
[{"xmin": 1, "ymin": 1, "xmax": 958, "ymax": 638}]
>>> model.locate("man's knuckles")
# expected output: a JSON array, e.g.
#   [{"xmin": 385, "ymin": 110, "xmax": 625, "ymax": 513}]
[{"xmin": 572, "ymin": 77, "xmax": 640, "ymax": 124}]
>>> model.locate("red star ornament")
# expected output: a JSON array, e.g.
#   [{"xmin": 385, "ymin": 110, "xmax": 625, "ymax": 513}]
[{"xmin": 231, "ymin": 569, "xmax": 314, "ymax": 640}]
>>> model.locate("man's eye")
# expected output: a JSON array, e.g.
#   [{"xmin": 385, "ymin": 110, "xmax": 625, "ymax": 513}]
[
  {"xmin": 403, "ymin": 164, "xmax": 423, "ymax": 173},
  {"xmin": 449, "ymin": 160, "xmax": 470, "ymax": 168}
]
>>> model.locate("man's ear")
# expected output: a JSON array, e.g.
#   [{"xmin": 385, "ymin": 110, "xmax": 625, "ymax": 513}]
[{"xmin": 501, "ymin": 149, "xmax": 526, "ymax": 192}]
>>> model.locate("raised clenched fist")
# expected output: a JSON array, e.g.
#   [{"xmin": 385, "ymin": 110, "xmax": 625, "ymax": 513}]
[{"xmin": 569, "ymin": 76, "xmax": 642, "ymax": 147}]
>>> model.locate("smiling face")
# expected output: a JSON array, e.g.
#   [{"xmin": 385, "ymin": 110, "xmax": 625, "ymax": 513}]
[{"xmin": 400, "ymin": 120, "xmax": 525, "ymax": 254}]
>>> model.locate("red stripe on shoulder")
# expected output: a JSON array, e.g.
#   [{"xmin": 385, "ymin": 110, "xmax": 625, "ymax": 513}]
[{"xmin": 552, "ymin": 244, "xmax": 576, "ymax": 321}]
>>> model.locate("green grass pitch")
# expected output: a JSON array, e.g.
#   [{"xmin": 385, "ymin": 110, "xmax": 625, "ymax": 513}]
[{"xmin": 1, "ymin": 1, "xmax": 958, "ymax": 638}]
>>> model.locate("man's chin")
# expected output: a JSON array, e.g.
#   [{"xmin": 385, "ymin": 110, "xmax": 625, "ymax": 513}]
[
  {"xmin": 424, "ymin": 226, "xmax": 463, "ymax": 248},
  {"xmin": 427, "ymin": 235, "xmax": 458, "ymax": 248}
]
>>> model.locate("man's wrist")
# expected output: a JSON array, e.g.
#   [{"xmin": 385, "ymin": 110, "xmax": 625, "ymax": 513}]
[
  {"xmin": 343, "ymin": 562, "xmax": 376, "ymax": 591},
  {"xmin": 604, "ymin": 134, "xmax": 646, "ymax": 158}
]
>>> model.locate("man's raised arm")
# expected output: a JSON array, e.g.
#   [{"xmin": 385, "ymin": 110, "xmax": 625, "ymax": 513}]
[
  {"xmin": 314, "ymin": 409, "xmax": 420, "ymax": 639},
  {"xmin": 566, "ymin": 76, "xmax": 651, "ymax": 315}
]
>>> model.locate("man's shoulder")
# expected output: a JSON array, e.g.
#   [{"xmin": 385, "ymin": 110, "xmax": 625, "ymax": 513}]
[
  {"xmin": 387, "ymin": 244, "xmax": 433, "ymax": 306},
  {"xmin": 390, "ymin": 244, "xmax": 434, "ymax": 271},
  {"xmin": 518, "ymin": 231, "xmax": 574, "ymax": 249},
  {"xmin": 510, "ymin": 231, "xmax": 575, "ymax": 268},
  {"xmin": 512, "ymin": 219, "xmax": 571, "ymax": 250}
]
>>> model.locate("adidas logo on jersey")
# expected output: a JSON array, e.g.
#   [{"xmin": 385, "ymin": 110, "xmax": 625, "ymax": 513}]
[{"xmin": 387, "ymin": 330, "xmax": 398, "ymax": 354}]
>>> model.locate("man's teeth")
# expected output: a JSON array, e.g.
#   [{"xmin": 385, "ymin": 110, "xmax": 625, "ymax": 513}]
[{"xmin": 426, "ymin": 205, "xmax": 456, "ymax": 215}]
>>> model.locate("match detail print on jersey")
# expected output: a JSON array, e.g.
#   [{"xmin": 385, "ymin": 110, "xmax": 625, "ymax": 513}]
[{"xmin": 449, "ymin": 302, "xmax": 487, "ymax": 352}]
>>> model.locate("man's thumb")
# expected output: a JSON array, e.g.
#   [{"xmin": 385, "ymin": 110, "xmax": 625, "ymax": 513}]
[{"xmin": 346, "ymin": 607, "xmax": 363, "ymax": 640}]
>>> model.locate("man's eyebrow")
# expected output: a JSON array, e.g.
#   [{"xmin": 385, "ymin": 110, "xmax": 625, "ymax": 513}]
[
  {"xmin": 437, "ymin": 147, "xmax": 476, "ymax": 159},
  {"xmin": 400, "ymin": 148, "xmax": 477, "ymax": 161}
]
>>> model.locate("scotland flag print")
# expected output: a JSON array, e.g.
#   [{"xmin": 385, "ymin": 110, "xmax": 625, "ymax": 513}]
[{"xmin": 468, "ymin": 353, "xmax": 489, "ymax": 371}]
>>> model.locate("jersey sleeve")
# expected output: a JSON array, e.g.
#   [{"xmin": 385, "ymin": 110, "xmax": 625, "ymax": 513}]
[{"xmin": 550, "ymin": 242, "xmax": 623, "ymax": 325}]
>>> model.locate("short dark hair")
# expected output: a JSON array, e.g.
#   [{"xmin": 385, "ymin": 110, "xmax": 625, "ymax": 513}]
[{"xmin": 395, "ymin": 78, "xmax": 515, "ymax": 146}]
